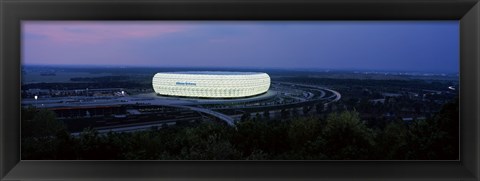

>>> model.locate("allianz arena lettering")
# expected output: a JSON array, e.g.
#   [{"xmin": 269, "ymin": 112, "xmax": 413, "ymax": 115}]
[
  {"xmin": 152, "ymin": 71, "xmax": 271, "ymax": 98},
  {"xmin": 176, "ymin": 82, "xmax": 197, "ymax": 86}
]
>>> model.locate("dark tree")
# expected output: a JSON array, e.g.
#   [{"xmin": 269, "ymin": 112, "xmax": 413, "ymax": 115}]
[
  {"xmin": 322, "ymin": 111, "xmax": 376, "ymax": 159},
  {"xmin": 263, "ymin": 110, "xmax": 270, "ymax": 120}
]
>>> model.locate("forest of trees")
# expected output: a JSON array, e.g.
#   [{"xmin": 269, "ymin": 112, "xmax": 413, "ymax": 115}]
[{"xmin": 21, "ymin": 98, "xmax": 458, "ymax": 160}]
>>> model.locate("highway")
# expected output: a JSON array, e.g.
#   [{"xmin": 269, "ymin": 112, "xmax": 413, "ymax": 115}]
[
  {"xmin": 24, "ymin": 81, "xmax": 339, "ymax": 130},
  {"xmin": 25, "ymin": 95, "xmax": 236, "ymax": 127},
  {"xmin": 187, "ymin": 106, "xmax": 235, "ymax": 126},
  {"xmin": 275, "ymin": 82, "xmax": 341, "ymax": 103},
  {"xmin": 118, "ymin": 98, "xmax": 235, "ymax": 126}
]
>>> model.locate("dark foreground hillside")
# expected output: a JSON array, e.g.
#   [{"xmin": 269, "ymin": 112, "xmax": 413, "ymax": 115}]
[{"xmin": 21, "ymin": 98, "xmax": 458, "ymax": 160}]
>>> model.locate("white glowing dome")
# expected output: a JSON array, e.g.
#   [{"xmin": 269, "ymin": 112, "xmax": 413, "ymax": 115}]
[{"xmin": 152, "ymin": 71, "xmax": 270, "ymax": 98}]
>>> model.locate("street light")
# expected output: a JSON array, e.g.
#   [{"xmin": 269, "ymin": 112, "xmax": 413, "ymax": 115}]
[
  {"xmin": 121, "ymin": 90, "xmax": 125, "ymax": 96},
  {"xmin": 34, "ymin": 95, "xmax": 38, "ymax": 107}
]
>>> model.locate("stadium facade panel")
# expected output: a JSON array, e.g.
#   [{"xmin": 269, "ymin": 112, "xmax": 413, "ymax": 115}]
[{"xmin": 152, "ymin": 71, "xmax": 271, "ymax": 98}]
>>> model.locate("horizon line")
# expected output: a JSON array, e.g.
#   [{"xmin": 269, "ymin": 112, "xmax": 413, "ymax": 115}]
[{"xmin": 22, "ymin": 63, "xmax": 459, "ymax": 75}]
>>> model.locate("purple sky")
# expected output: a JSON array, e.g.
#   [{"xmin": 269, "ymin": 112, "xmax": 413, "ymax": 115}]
[{"xmin": 22, "ymin": 21, "xmax": 459, "ymax": 73}]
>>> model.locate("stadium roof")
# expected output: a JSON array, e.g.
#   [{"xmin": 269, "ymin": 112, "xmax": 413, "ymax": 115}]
[{"xmin": 159, "ymin": 71, "xmax": 264, "ymax": 75}]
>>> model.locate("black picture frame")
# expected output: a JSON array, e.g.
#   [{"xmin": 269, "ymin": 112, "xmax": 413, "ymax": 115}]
[{"xmin": 1, "ymin": 0, "xmax": 479, "ymax": 180}]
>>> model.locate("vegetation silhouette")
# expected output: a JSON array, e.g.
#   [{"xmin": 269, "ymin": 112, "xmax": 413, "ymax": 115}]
[{"xmin": 21, "ymin": 98, "xmax": 458, "ymax": 160}]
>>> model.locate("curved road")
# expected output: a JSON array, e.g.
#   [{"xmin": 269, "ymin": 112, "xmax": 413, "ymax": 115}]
[
  {"xmin": 276, "ymin": 82, "xmax": 341, "ymax": 104},
  {"xmin": 115, "ymin": 98, "xmax": 236, "ymax": 126},
  {"xmin": 174, "ymin": 105, "xmax": 235, "ymax": 126},
  {"xmin": 25, "ymin": 82, "xmax": 339, "ymax": 128}
]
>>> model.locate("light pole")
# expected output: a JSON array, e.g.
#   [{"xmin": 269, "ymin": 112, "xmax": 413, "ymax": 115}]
[{"xmin": 34, "ymin": 95, "xmax": 38, "ymax": 107}]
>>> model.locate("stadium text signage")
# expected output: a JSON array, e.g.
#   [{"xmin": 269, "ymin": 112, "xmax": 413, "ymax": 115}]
[{"xmin": 176, "ymin": 82, "xmax": 197, "ymax": 86}]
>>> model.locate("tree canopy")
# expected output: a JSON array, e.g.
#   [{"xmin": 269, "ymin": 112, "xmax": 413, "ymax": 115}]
[{"xmin": 21, "ymin": 98, "xmax": 458, "ymax": 160}]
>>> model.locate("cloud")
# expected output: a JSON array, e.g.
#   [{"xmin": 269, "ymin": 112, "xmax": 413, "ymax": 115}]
[{"xmin": 23, "ymin": 21, "xmax": 188, "ymax": 44}]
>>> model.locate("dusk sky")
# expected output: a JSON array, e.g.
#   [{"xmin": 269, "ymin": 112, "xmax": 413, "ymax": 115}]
[{"xmin": 23, "ymin": 21, "xmax": 459, "ymax": 73}]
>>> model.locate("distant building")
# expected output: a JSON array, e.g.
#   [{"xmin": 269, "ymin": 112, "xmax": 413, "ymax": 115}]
[{"xmin": 382, "ymin": 92, "xmax": 402, "ymax": 97}]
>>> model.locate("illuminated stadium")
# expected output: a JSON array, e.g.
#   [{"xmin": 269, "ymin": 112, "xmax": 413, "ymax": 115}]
[{"xmin": 152, "ymin": 71, "xmax": 271, "ymax": 98}]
